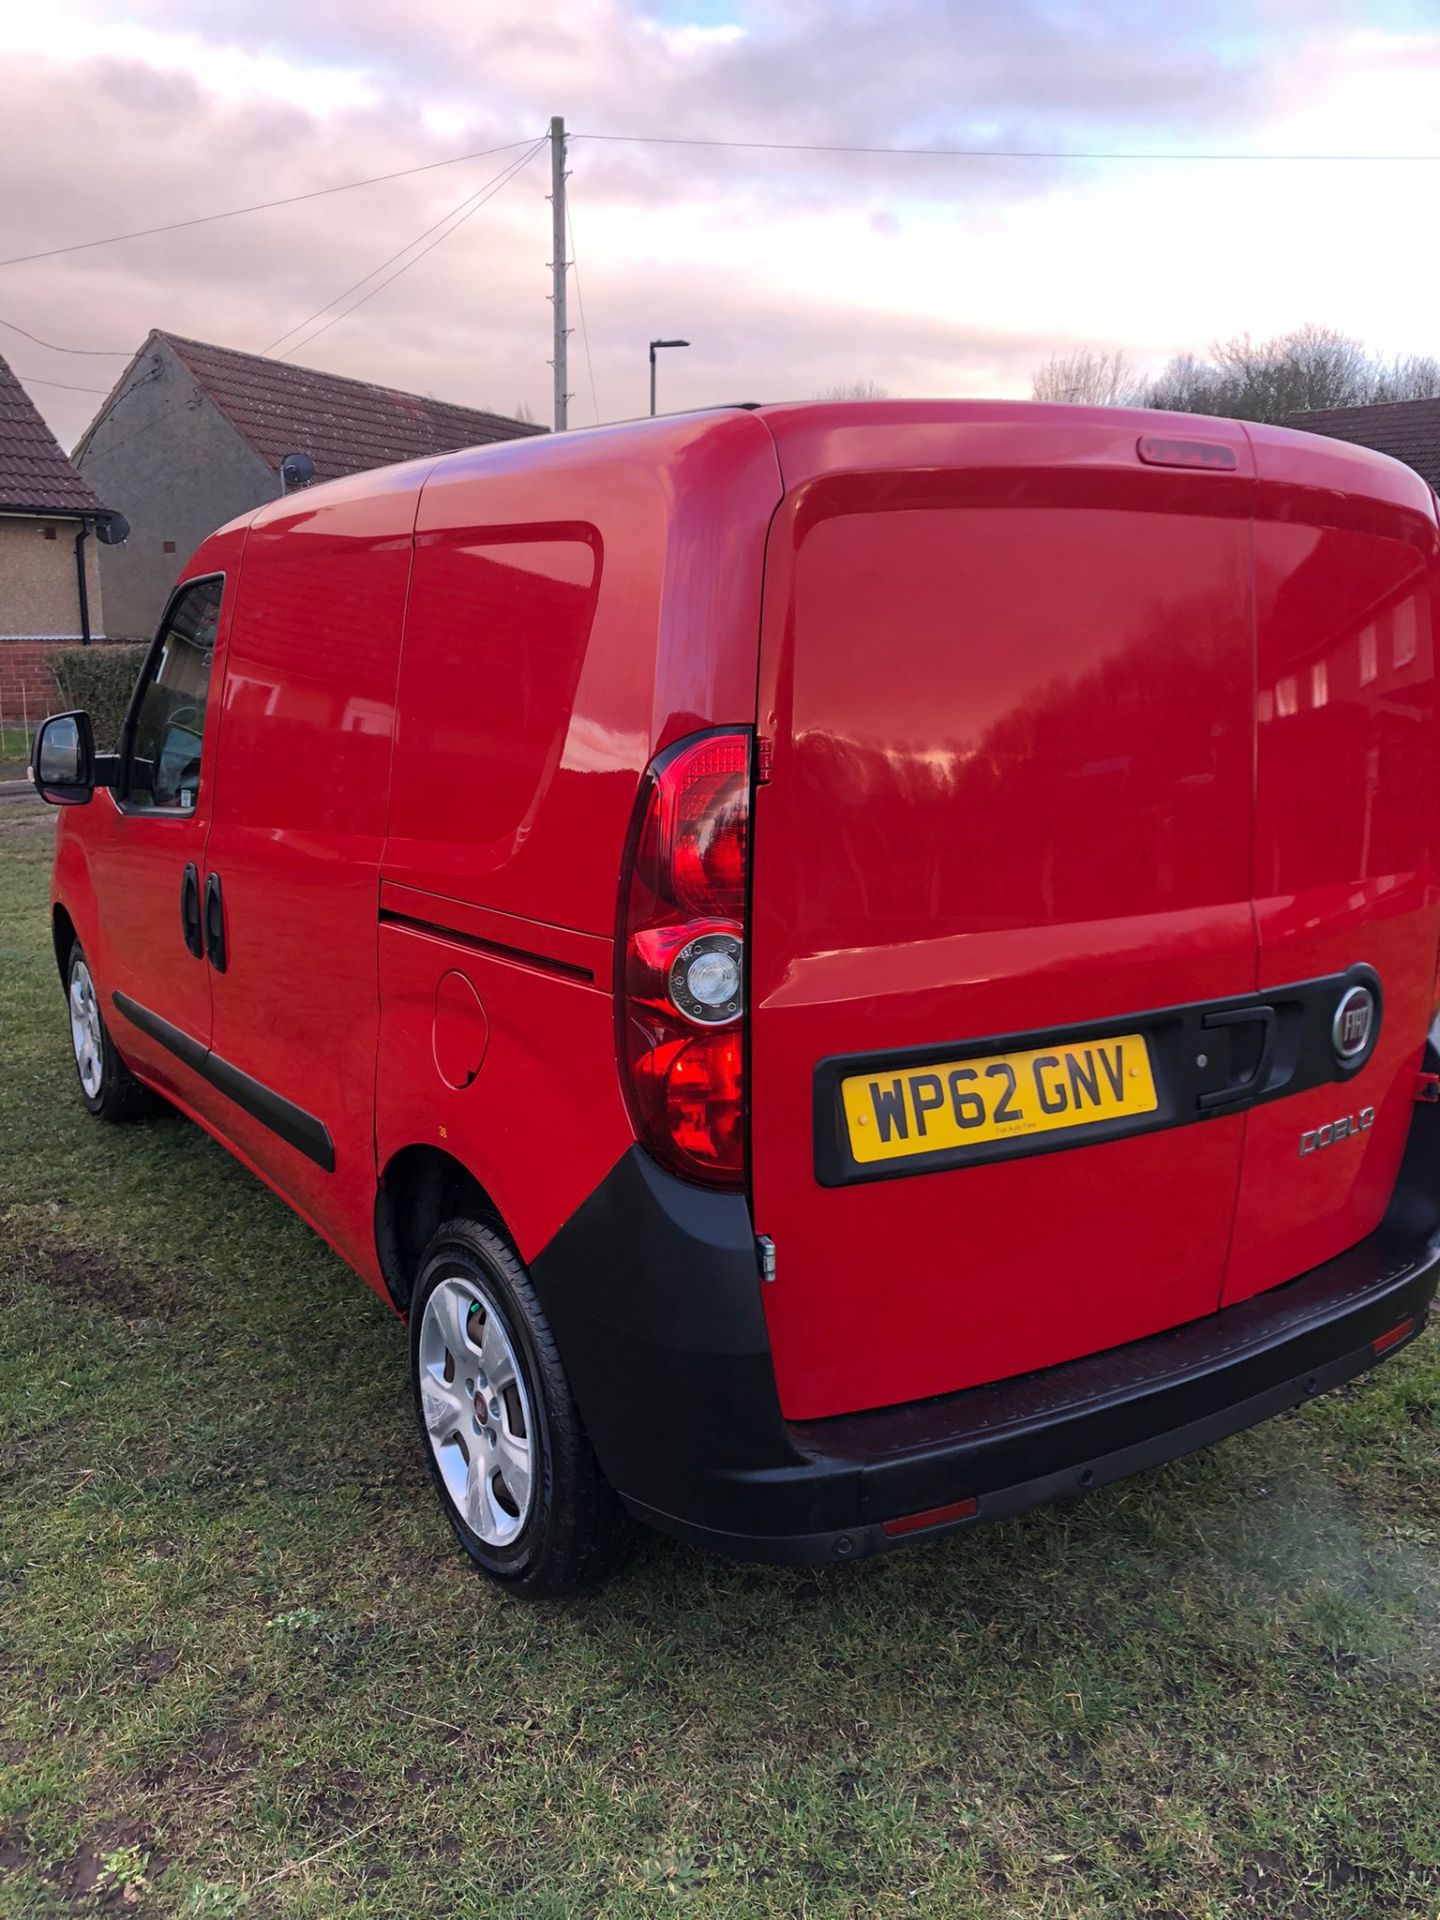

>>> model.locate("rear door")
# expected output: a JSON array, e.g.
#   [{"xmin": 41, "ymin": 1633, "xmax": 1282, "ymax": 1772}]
[
  {"xmin": 750, "ymin": 408, "xmax": 1260, "ymax": 1422},
  {"xmin": 1221, "ymin": 429, "xmax": 1440, "ymax": 1303}
]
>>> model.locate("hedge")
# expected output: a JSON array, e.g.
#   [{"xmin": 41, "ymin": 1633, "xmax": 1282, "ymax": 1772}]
[{"xmin": 48, "ymin": 645, "xmax": 149, "ymax": 751}]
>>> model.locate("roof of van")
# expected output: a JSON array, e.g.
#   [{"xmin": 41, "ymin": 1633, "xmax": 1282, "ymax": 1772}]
[{"xmin": 210, "ymin": 398, "xmax": 1437, "ymax": 544}]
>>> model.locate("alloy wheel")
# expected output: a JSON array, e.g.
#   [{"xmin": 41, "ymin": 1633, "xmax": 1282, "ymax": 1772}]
[
  {"xmin": 417, "ymin": 1272, "xmax": 535, "ymax": 1546},
  {"xmin": 69, "ymin": 960, "xmax": 104, "ymax": 1100}
]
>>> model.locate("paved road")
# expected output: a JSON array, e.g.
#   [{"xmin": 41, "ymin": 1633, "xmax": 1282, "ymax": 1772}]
[{"xmin": 0, "ymin": 779, "xmax": 37, "ymax": 804}]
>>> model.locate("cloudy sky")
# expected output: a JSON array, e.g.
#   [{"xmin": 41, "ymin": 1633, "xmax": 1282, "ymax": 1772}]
[{"xmin": 2, "ymin": 0, "xmax": 1439, "ymax": 447}]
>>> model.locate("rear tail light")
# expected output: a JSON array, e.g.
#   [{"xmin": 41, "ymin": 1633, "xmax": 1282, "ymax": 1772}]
[{"xmin": 618, "ymin": 729, "xmax": 752, "ymax": 1187}]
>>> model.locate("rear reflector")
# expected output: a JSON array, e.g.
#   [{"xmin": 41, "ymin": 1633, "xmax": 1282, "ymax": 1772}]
[
  {"xmin": 1136, "ymin": 434, "xmax": 1239, "ymax": 472},
  {"xmin": 880, "ymin": 1496, "xmax": 979, "ymax": 1539},
  {"xmin": 1372, "ymin": 1316, "xmax": 1415, "ymax": 1356}
]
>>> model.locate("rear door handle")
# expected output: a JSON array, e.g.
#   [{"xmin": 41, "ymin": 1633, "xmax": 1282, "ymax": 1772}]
[
  {"xmin": 1198, "ymin": 1004, "xmax": 1276, "ymax": 1111},
  {"xmin": 203, "ymin": 872, "xmax": 227, "ymax": 974},
  {"xmin": 180, "ymin": 862, "xmax": 203, "ymax": 959}
]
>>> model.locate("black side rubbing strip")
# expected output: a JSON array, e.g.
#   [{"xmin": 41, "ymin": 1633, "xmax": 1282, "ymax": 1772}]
[
  {"xmin": 113, "ymin": 992, "xmax": 207, "ymax": 1074},
  {"xmin": 111, "ymin": 992, "xmax": 335, "ymax": 1173},
  {"xmin": 202, "ymin": 1052, "xmax": 333, "ymax": 1169},
  {"xmin": 378, "ymin": 908, "xmax": 594, "ymax": 984}
]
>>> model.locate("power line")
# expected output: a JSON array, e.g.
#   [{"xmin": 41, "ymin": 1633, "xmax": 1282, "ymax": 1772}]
[
  {"xmin": 574, "ymin": 130, "xmax": 1440, "ymax": 162},
  {"xmin": 72, "ymin": 364, "xmax": 170, "ymax": 465},
  {"xmin": 7, "ymin": 125, "xmax": 1431, "ymax": 287},
  {"xmin": 0, "ymin": 136, "xmax": 541, "ymax": 272},
  {"xmin": 277, "ymin": 140, "xmax": 547, "ymax": 361},
  {"xmin": 0, "ymin": 313, "xmax": 129, "ymax": 355},
  {"xmin": 15, "ymin": 371, "xmax": 111, "ymax": 394},
  {"xmin": 566, "ymin": 197, "xmax": 600, "ymax": 425},
  {"xmin": 278, "ymin": 140, "xmax": 545, "ymax": 361},
  {"xmin": 80, "ymin": 391, "xmax": 183, "ymax": 467},
  {"xmin": 265, "ymin": 140, "xmax": 547, "ymax": 355}
]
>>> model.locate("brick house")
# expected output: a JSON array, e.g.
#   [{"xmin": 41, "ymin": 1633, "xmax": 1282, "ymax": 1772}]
[
  {"xmin": 1286, "ymin": 397, "xmax": 1440, "ymax": 494},
  {"xmin": 73, "ymin": 331, "xmax": 544, "ymax": 640},
  {"xmin": 0, "ymin": 352, "xmax": 114, "ymax": 727}
]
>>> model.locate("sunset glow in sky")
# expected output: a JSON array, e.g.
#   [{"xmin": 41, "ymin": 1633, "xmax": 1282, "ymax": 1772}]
[{"xmin": 2, "ymin": 1, "xmax": 1438, "ymax": 445}]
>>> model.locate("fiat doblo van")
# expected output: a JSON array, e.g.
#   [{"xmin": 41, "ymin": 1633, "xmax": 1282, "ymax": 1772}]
[{"xmin": 34, "ymin": 400, "xmax": 1440, "ymax": 1595}]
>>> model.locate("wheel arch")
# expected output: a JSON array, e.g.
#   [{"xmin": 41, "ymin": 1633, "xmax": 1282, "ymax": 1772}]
[{"xmin": 375, "ymin": 1144, "xmax": 509, "ymax": 1316}]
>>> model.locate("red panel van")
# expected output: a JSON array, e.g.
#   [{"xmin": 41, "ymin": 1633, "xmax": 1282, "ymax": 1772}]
[{"xmin": 34, "ymin": 401, "xmax": 1440, "ymax": 1595}]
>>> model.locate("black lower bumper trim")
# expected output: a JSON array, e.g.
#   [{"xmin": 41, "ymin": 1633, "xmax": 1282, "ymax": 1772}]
[
  {"xmin": 530, "ymin": 1107, "xmax": 1440, "ymax": 1569},
  {"xmin": 620, "ymin": 1296, "xmax": 1428, "ymax": 1564}
]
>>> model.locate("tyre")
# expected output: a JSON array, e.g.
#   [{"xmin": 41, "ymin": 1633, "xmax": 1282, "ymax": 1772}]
[
  {"xmin": 409, "ymin": 1216, "xmax": 635, "ymax": 1596},
  {"xmin": 65, "ymin": 942, "xmax": 153, "ymax": 1123}
]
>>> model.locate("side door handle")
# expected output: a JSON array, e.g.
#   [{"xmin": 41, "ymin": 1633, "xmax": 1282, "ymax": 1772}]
[
  {"xmin": 203, "ymin": 872, "xmax": 227, "ymax": 974},
  {"xmin": 180, "ymin": 862, "xmax": 203, "ymax": 959},
  {"xmin": 1198, "ymin": 1004, "xmax": 1276, "ymax": 1111}
]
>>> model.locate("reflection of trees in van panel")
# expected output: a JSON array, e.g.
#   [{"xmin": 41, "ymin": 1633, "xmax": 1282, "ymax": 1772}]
[
  {"xmin": 1256, "ymin": 522, "xmax": 1433, "ymax": 897},
  {"xmin": 782, "ymin": 505, "xmax": 1254, "ymax": 944},
  {"xmin": 218, "ymin": 522, "xmax": 414, "ymax": 835},
  {"xmin": 802, "ymin": 604, "xmax": 1242, "ymax": 931},
  {"xmin": 390, "ymin": 529, "xmax": 602, "ymax": 867}
]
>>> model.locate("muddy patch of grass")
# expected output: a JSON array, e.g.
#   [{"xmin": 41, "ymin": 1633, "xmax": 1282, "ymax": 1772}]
[{"xmin": 5, "ymin": 1241, "xmax": 193, "ymax": 1321}]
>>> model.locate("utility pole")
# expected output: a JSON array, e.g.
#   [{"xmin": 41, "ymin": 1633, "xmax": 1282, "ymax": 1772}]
[
  {"xmin": 549, "ymin": 116, "xmax": 569, "ymax": 433},
  {"xmin": 649, "ymin": 338, "xmax": 690, "ymax": 416}
]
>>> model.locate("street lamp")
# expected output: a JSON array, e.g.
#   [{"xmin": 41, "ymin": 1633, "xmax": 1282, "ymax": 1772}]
[{"xmin": 649, "ymin": 338, "xmax": 690, "ymax": 416}]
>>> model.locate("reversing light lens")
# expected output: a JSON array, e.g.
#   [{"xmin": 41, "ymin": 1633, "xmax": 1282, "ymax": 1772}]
[
  {"xmin": 689, "ymin": 951, "xmax": 737, "ymax": 1004},
  {"xmin": 668, "ymin": 929, "xmax": 743, "ymax": 1024}
]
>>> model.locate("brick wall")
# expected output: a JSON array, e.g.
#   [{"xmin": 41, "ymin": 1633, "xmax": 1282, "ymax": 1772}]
[
  {"xmin": 0, "ymin": 641, "xmax": 65, "ymax": 728},
  {"xmin": 0, "ymin": 638, "xmax": 127, "ymax": 730}
]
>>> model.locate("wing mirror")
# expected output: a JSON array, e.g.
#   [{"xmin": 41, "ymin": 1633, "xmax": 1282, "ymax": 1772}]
[{"xmin": 32, "ymin": 711, "xmax": 99, "ymax": 806}]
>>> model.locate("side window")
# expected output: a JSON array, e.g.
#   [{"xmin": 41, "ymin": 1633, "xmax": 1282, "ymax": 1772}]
[{"xmin": 124, "ymin": 578, "xmax": 223, "ymax": 812}]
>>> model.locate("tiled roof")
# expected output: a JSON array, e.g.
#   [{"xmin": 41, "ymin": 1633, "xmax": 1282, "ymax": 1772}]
[
  {"xmin": 155, "ymin": 332, "xmax": 544, "ymax": 482},
  {"xmin": 0, "ymin": 352, "xmax": 107, "ymax": 514},
  {"xmin": 1285, "ymin": 398, "xmax": 1440, "ymax": 493}
]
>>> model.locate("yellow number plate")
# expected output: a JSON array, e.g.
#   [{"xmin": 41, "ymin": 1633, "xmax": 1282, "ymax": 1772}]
[{"xmin": 841, "ymin": 1032, "xmax": 1158, "ymax": 1165}]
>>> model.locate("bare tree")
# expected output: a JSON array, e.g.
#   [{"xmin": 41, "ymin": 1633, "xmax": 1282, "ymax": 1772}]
[
  {"xmin": 1371, "ymin": 354, "xmax": 1440, "ymax": 403},
  {"xmin": 511, "ymin": 399, "xmax": 538, "ymax": 424},
  {"xmin": 1211, "ymin": 325, "xmax": 1372, "ymax": 417},
  {"xmin": 1032, "ymin": 348, "xmax": 1138, "ymax": 406},
  {"xmin": 1139, "ymin": 325, "xmax": 1440, "ymax": 423},
  {"xmin": 817, "ymin": 379, "xmax": 890, "ymax": 400},
  {"xmin": 1142, "ymin": 352, "xmax": 1225, "ymax": 416},
  {"xmin": 1033, "ymin": 327, "xmax": 1440, "ymax": 425}
]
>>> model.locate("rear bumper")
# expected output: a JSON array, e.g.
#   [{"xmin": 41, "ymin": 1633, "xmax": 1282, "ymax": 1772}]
[{"xmin": 529, "ymin": 1113, "xmax": 1440, "ymax": 1567}]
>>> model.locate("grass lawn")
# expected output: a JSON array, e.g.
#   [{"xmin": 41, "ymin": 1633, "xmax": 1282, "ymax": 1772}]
[
  {"xmin": 2, "ymin": 800, "xmax": 1439, "ymax": 1918},
  {"xmin": 1, "ymin": 726, "xmax": 33, "ymax": 781}
]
